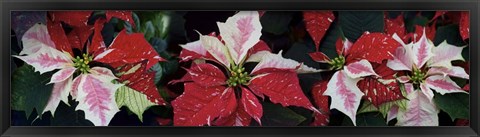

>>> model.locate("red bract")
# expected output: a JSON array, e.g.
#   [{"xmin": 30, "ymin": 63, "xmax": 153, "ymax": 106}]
[
  {"xmin": 303, "ymin": 11, "xmax": 335, "ymax": 50},
  {"xmin": 47, "ymin": 19, "xmax": 73, "ymax": 55},
  {"xmin": 106, "ymin": 11, "xmax": 136, "ymax": 28},
  {"xmin": 347, "ymin": 32, "xmax": 401, "ymax": 64},
  {"xmin": 49, "ymin": 11, "xmax": 92, "ymax": 27},
  {"xmin": 431, "ymin": 11, "xmax": 448, "ymax": 22},
  {"xmin": 357, "ymin": 61, "xmax": 403, "ymax": 107},
  {"xmin": 173, "ymin": 11, "xmax": 320, "ymax": 126},
  {"xmin": 67, "ymin": 25, "xmax": 93, "ymax": 50},
  {"xmin": 311, "ymin": 81, "xmax": 330, "ymax": 126},
  {"xmin": 384, "ymin": 13, "xmax": 408, "ymax": 43},
  {"xmin": 172, "ymin": 82, "xmax": 230, "ymax": 126},
  {"xmin": 94, "ymin": 29, "xmax": 165, "ymax": 69},
  {"xmin": 460, "ymin": 12, "xmax": 470, "ymax": 40},
  {"xmin": 117, "ymin": 61, "xmax": 166, "ymax": 105}
]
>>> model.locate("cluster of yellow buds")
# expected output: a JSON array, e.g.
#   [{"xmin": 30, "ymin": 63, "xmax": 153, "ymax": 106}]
[
  {"xmin": 227, "ymin": 65, "xmax": 251, "ymax": 87},
  {"xmin": 328, "ymin": 56, "xmax": 345, "ymax": 70},
  {"xmin": 410, "ymin": 67, "xmax": 427, "ymax": 84},
  {"xmin": 73, "ymin": 53, "xmax": 93, "ymax": 74}
]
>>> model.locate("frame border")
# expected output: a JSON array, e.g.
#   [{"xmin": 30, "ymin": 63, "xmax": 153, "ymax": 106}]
[{"xmin": 2, "ymin": 0, "xmax": 478, "ymax": 137}]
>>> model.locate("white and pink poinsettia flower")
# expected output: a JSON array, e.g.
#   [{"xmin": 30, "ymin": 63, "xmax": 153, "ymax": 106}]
[
  {"xmin": 316, "ymin": 38, "xmax": 382, "ymax": 126},
  {"xmin": 173, "ymin": 11, "xmax": 323, "ymax": 126},
  {"xmin": 180, "ymin": 11, "xmax": 319, "ymax": 74},
  {"xmin": 386, "ymin": 29, "xmax": 469, "ymax": 126},
  {"xmin": 14, "ymin": 23, "xmax": 125, "ymax": 126}
]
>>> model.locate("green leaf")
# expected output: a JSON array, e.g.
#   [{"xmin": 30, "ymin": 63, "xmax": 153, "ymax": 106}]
[
  {"xmin": 433, "ymin": 92, "xmax": 469, "ymax": 121},
  {"xmin": 338, "ymin": 11, "xmax": 384, "ymax": 42},
  {"xmin": 284, "ymin": 41, "xmax": 327, "ymax": 93},
  {"xmin": 358, "ymin": 101, "xmax": 378, "ymax": 114},
  {"xmin": 151, "ymin": 63, "xmax": 164, "ymax": 84},
  {"xmin": 50, "ymin": 96, "xmax": 94, "ymax": 126},
  {"xmin": 165, "ymin": 11, "xmax": 187, "ymax": 42},
  {"xmin": 261, "ymin": 102, "xmax": 306, "ymax": 126},
  {"xmin": 160, "ymin": 58, "xmax": 179, "ymax": 76},
  {"xmin": 115, "ymin": 85, "xmax": 157, "ymax": 122},
  {"xmin": 451, "ymin": 77, "xmax": 468, "ymax": 89},
  {"xmin": 356, "ymin": 112, "xmax": 387, "ymax": 126},
  {"xmin": 405, "ymin": 15, "xmax": 429, "ymax": 32},
  {"xmin": 135, "ymin": 11, "xmax": 170, "ymax": 40},
  {"xmin": 342, "ymin": 112, "xmax": 387, "ymax": 126},
  {"xmin": 141, "ymin": 21, "xmax": 156, "ymax": 41},
  {"xmin": 11, "ymin": 65, "xmax": 54, "ymax": 118},
  {"xmin": 132, "ymin": 12, "xmax": 141, "ymax": 32},
  {"xmin": 434, "ymin": 24, "xmax": 467, "ymax": 47},
  {"xmin": 260, "ymin": 11, "xmax": 294, "ymax": 35},
  {"xmin": 358, "ymin": 99, "xmax": 408, "ymax": 118},
  {"xmin": 150, "ymin": 37, "xmax": 168, "ymax": 53}
]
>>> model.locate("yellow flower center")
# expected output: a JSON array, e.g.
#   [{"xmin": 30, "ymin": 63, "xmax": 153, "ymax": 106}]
[
  {"xmin": 410, "ymin": 67, "xmax": 427, "ymax": 84},
  {"xmin": 73, "ymin": 53, "xmax": 93, "ymax": 74},
  {"xmin": 227, "ymin": 65, "xmax": 251, "ymax": 87},
  {"xmin": 328, "ymin": 56, "xmax": 345, "ymax": 70}
]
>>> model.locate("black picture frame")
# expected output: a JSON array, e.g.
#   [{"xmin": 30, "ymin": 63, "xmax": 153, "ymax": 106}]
[{"xmin": 1, "ymin": 0, "xmax": 478, "ymax": 137}]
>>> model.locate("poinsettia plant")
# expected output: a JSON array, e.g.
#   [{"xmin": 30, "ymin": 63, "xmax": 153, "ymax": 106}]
[
  {"xmin": 305, "ymin": 11, "xmax": 469, "ymax": 126},
  {"xmin": 13, "ymin": 11, "xmax": 165, "ymax": 126},
  {"xmin": 386, "ymin": 29, "xmax": 469, "ymax": 126},
  {"xmin": 172, "ymin": 11, "xmax": 322, "ymax": 126},
  {"xmin": 11, "ymin": 10, "xmax": 470, "ymax": 126}
]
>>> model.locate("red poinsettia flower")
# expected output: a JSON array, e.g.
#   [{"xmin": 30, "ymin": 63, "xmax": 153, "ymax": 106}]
[
  {"xmin": 309, "ymin": 32, "xmax": 400, "ymax": 125},
  {"xmin": 14, "ymin": 11, "xmax": 164, "ymax": 126},
  {"xmin": 172, "ymin": 11, "xmax": 321, "ymax": 126}
]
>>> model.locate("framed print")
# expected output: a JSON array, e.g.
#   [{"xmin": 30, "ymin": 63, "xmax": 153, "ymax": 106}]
[{"xmin": 1, "ymin": 0, "xmax": 479, "ymax": 137}]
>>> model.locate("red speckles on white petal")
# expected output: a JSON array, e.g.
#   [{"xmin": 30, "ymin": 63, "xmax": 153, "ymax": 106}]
[
  {"xmin": 20, "ymin": 24, "xmax": 56, "ymax": 55},
  {"xmin": 427, "ymin": 66, "xmax": 469, "ymax": 79},
  {"xmin": 49, "ymin": 67, "xmax": 76, "ymax": 84},
  {"xmin": 344, "ymin": 59, "xmax": 378, "ymax": 79},
  {"xmin": 425, "ymin": 75, "xmax": 466, "ymax": 95},
  {"xmin": 411, "ymin": 29, "xmax": 434, "ymax": 68},
  {"xmin": 396, "ymin": 90, "xmax": 439, "ymax": 126},
  {"xmin": 43, "ymin": 76, "xmax": 73, "ymax": 115},
  {"xmin": 428, "ymin": 41, "xmax": 465, "ymax": 69},
  {"xmin": 217, "ymin": 11, "xmax": 262, "ymax": 64},
  {"xmin": 14, "ymin": 45, "xmax": 72, "ymax": 74},
  {"xmin": 200, "ymin": 35, "xmax": 232, "ymax": 67},
  {"xmin": 323, "ymin": 71, "xmax": 364, "ymax": 126}
]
